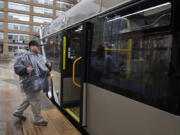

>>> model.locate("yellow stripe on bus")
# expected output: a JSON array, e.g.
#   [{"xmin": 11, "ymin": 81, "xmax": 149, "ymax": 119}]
[
  {"xmin": 65, "ymin": 108, "xmax": 80, "ymax": 122},
  {"xmin": 63, "ymin": 36, "xmax": 66, "ymax": 70},
  {"xmin": 126, "ymin": 39, "xmax": 132, "ymax": 79}
]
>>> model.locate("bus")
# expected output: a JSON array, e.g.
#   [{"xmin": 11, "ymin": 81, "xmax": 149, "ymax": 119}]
[{"xmin": 42, "ymin": 0, "xmax": 180, "ymax": 134}]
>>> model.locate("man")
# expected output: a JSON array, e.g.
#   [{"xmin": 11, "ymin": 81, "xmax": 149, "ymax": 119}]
[{"xmin": 13, "ymin": 40, "xmax": 51, "ymax": 126}]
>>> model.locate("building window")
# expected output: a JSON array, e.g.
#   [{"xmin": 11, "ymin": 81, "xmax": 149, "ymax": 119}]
[
  {"xmin": 56, "ymin": 10, "xmax": 64, "ymax": 16},
  {"xmin": 34, "ymin": 6, "xmax": 53, "ymax": 16},
  {"xmin": 0, "ymin": 11, "xmax": 3, "ymax": 18},
  {"xmin": 0, "ymin": 22, "xmax": 3, "ymax": 29},
  {"xmin": 8, "ymin": 33, "xmax": 29, "ymax": 43},
  {"xmin": 0, "ymin": 0, "xmax": 4, "ymax": 8},
  {"xmin": 0, "ymin": 32, "xmax": 3, "ymax": 39},
  {"xmin": 21, "ymin": 0, "xmax": 30, "ymax": 2},
  {"xmin": 8, "ymin": 44, "xmax": 28, "ymax": 50},
  {"xmin": 34, "ymin": 0, "xmax": 53, "ymax": 6},
  {"xmin": 8, "ymin": 2, "xmax": 30, "ymax": 12},
  {"xmin": 33, "ymin": 26, "xmax": 41, "ymax": 33},
  {"xmin": 33, "ymin": 16, "xmax": 52, "ymax": 24},
  {"xmin": 8, "ymin": 44, "xmax": 28, "ymax": 56},
  {"xmin": 33, "ymin": 35, "xmax": 39, "ymax": 41},
  {"xmin": 0, "ymin": 44, "xmax": 3, "ymax": 54},
  {"xmin": 8, "ymin": 45, "xmax": 18, "ymax": 53},
  {"xmin": 8, "ymin": 23, "xmax": 29, "ymax": 32},
  {"xmin": 56, "ymin": 1, "xmax": 73, "ymax": 9},
  {"xmin": 8, "ymin": 13, "xmax": 30, "ymax": 22}
]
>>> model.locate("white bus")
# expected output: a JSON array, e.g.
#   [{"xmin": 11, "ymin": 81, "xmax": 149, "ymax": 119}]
[{"xmin": 42, "ymin": 0, "xmax": 180, "ymax": 134}]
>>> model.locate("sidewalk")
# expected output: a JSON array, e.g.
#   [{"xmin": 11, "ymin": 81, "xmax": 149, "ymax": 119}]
[
  {"xmin": 0, "ymin": 62, "xmax": 19, "ymax": 91},
  {"xmin": 0, "ymin": 62, "xmax": 81, "ymax": 135},
  {"xmin": 0, "ymin": 62, "xmax": 23, "ymax": 135}
]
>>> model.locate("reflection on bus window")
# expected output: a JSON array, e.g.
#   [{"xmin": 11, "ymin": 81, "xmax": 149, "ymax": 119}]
[
  {"xmin": 44, "ymin": 35, "xmax": 61, "ymax": 72},
  {"xmin": 88, "ymin": 2, "xmax": 175, "ymax": 112},
  {"xmin": 106, "ymin": 2, "xmax": 171, "ymax": 33},
  {"xmin": 68, "ymin": 25, "xmax": 83, "ymax": 60},
  {"xmin": 44, "ymin": 34, "xmax": 61, "ymax": 104}
]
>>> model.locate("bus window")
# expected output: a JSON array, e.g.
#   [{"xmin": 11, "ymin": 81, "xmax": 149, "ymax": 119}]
[
  {"xmin": 106, "ymin": 2, "xmax": 171, "ymax": 33},
  {"xmin": 44, "ymin": 34, "xmax": 61, "ymax": 105},
  {"xmin": 87, "ymin": 2, "xmax": 179, "ymax": 114},
  {"xmin": 45, "ymin": 35, "xmax": 61, "ymax": 72}
]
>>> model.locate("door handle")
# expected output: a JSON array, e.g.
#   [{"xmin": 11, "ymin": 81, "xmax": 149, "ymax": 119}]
[{"xmin": 72, "ymin": 56, "xmax": 82, "ymax": 88}]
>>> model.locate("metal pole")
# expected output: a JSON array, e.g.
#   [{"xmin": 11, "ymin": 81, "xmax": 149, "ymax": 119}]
[{"xmin": 39, "ymin": 25, "xmax": 47, "ymax": 62}]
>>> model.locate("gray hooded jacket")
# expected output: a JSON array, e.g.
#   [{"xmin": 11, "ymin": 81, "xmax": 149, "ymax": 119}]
[{"xmin": 14, "ymin": 49, "xmax": 49, "ymax": 93}]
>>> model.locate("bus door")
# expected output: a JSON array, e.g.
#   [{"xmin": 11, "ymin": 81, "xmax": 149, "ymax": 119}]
[{"xmin": 61, "ymin": 25, "xmax": 85, "ymax": 124}]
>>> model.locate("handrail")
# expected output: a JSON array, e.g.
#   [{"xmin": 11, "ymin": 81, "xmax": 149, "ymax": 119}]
[{"xmin": 72, "ymin": 56, "xmax": 82, "ymax": 88}]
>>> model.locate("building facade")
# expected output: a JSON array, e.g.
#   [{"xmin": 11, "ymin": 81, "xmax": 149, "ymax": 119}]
[{"xmin": 0, "ymin": 0, "xmax": 77, "ymax": 57}]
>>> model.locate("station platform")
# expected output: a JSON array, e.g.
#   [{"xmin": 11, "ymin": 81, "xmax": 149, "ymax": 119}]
[{"xmin": 0, "ymin": 63, "xmax": 81, "ymax": 135}]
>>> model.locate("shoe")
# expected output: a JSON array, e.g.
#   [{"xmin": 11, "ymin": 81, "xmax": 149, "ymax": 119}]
[
  {"xmin": 33, "ymin": 120, "xmax": 48, "ymax": 126},
  {"xmin": 13, "ymin": 113, "xmax": 27, "ymax": 121}
]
